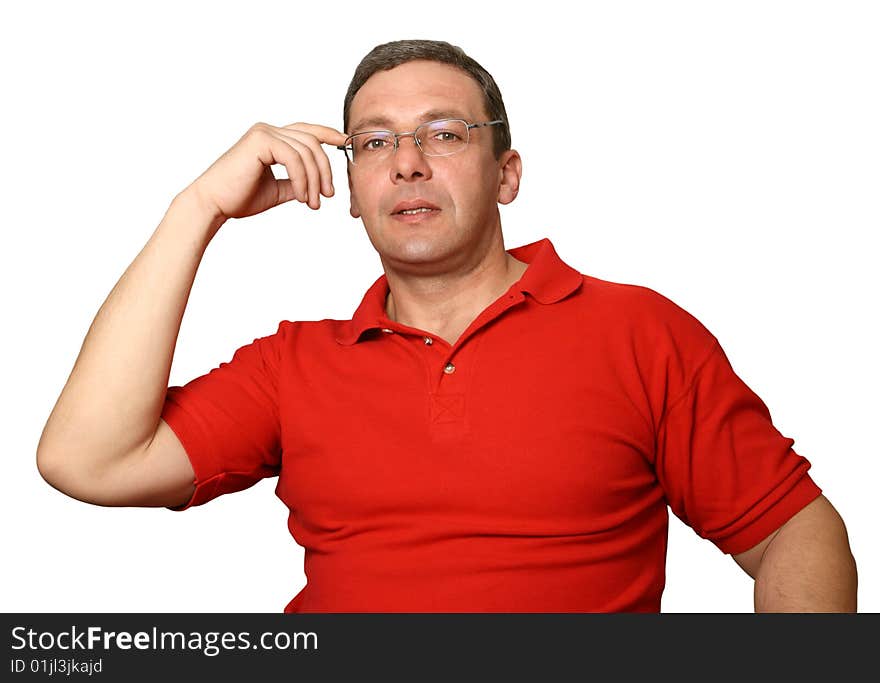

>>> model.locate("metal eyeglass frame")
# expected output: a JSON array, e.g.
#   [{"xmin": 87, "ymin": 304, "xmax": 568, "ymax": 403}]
[{"xmin": 337, "ymin": 119, "xmax": 506, "ymax": 165}]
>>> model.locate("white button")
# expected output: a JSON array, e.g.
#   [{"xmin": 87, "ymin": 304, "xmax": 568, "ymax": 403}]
[
  {"xmin": 381, "ymin": 328, "xmax": 394, "ymax": 334},
  {"xmin": 423, "ymin": 336, "xmax": 433, "ymax": 345},
  {"xmin": 443, "ymin": 362, "xmax": 456, "ymax": 374}
]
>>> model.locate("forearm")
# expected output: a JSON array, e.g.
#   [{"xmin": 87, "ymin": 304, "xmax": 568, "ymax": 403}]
[
  {"xmin": 754, "ymin": 502, "xmax": 858, "ymax": 612},
  {"xmin": 37, "ymin": 187, "xmax": 225, "ymax": 481}
]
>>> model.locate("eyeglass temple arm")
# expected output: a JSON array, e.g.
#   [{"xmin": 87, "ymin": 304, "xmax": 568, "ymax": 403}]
[{"xmin": 466, "ymin": 120, "xmax": 505, "ymax": 130}]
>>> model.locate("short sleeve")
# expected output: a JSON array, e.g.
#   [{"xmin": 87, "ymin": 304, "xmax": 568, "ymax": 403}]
[
  {"xmin": 655, "ymin": 341, "xmax": 822, "ymax": 555},
  {"xmin": 160, "ymin": 323, "xmax": 285, "ymax": 511}
]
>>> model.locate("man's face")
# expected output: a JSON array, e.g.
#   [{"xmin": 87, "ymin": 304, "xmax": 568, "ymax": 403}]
[{"xmin": 347, "ymin": 60, "xmax": 519, "ymax": 273}]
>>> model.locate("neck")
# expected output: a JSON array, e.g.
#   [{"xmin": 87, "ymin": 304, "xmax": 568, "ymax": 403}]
[{"xmin": 383, "ymin": 234, "xmax": 528, "ymax": 346}]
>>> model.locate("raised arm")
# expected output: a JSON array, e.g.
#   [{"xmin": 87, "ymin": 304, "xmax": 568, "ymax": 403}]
[{"xmin": 36, "ymin": 122, "xmax": 347, "ymax": 508}]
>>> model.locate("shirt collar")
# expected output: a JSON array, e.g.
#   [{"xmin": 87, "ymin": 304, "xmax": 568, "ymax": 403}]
[{"xmin": 336, "ymin": 237, "xmax": 582, "ymax": 345}]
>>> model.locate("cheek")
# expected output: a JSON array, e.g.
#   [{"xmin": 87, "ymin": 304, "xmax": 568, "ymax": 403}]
[
  {"xmin": 350, "ymin": 184, "xmax": 379, "ymax": 220},
  {"xmin": 456, "ymin": 168, "xmax": 498, "ymax": 218}
]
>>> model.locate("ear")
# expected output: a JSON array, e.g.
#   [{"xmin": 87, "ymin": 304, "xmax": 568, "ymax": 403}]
[
  {"xmin": 347, "ymin": 166, "xmax": 361, "ymax": 218},
  {"xmin": 496, "ymin": 149, "xmax": 522, "ymax": 205}
]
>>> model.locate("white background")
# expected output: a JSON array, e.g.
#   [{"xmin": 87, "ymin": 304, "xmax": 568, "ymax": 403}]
[{"xmin": 2, "ymin": 1, "xmax": 877, "ymax": 613}]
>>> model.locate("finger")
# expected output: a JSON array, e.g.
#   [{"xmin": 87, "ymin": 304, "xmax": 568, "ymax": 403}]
[
  {"xmin": 281, "ymin": 122, "xmax": 349, "ymax": 147},
  {"xmin": 261, "ymin": 134, "xmax": 309, "ymax": 204},
  {"xmin": 278, "ymin": 134, "xmax": 322, "ymax": 209},
  {"xmin": 267, "ymin": 166, "xmax": 297, "ymax": 206},
  {"xmin": 281, "ymin": 129, "xmax": 337, "ymax": 198}
]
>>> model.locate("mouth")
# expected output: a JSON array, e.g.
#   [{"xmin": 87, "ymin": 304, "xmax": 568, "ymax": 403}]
[
  {"xmin": 391, "ymin": 207, "xmax": 441, "ymax": 223},
  {"xmin": 394, "ymin": 207, "xmax": 438, "ymax": 215},
  {"xmin": 390, "ymin": 200, "xmax": 442, "ymax": 223},
  {"xmin": 391, "ymin": 199, "xmax": 441, "ymax": 214}
]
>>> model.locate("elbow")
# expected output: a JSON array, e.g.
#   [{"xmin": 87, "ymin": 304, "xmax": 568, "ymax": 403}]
[
  {"xmin": 36, "ymin": 443, "xmax": 61, "ymax": 489},
  {"xmin": 35, "ymin": 442, "xmax": 105, "ymax": 505},
  {"xmin": 36, "ymin": 444, "xmax": 77, "ymax": 497},
  {"xmin": 36, "ymin": 421, "xmax": 67, "ymax": 491}
]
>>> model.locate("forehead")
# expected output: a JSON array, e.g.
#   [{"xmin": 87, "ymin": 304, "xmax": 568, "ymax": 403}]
[{"xmin": 349, "ymin": 60, "xmax": 488, "ymax": 132}]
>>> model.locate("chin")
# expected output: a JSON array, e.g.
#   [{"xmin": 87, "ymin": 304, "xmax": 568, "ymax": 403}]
[
  {"xmin": 367, "ymin": 222, "xmax": 444, "ymax": 258},
  {"xmin": 378, "ymin": 236, "xmax": 460, "ymax": 272},
  {"xmin": 386, "ymin": 242, "xmax": 445, "ymax": 266}
]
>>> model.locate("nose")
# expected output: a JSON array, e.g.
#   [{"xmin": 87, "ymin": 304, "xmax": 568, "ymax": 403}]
[{"xmin": 389, "ymin": 132, "xmax": 432, "ymax": 183}]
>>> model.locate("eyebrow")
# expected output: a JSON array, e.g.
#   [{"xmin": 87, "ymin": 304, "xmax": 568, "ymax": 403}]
[{"xmin": 349, "ymin": 109, "xmax": 470, "ymax": 134}]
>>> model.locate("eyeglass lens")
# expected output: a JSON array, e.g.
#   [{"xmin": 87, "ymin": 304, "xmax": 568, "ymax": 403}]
[{"xmin": 348, "ymin": 119, "xmax": 469, "ymax": 164}]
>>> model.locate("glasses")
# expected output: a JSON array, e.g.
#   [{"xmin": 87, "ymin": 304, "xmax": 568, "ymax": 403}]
[{"xmin": 337, "ymin": 118, "xmax": 505, "ymax": 166}]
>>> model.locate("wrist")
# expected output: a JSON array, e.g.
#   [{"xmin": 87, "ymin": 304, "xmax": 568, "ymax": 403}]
[{"xmin": 170, "ymin": 185, "xmax": 228, "ymax": 243}]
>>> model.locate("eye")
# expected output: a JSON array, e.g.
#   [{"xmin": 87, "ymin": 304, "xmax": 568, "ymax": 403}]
[
  {"xmin": 361, "ymin": 136, "xmax": 389, "ymax": 151},
  {"xmin": 422, "ymin": 120, "xmax": 466, "ymax": 145}
]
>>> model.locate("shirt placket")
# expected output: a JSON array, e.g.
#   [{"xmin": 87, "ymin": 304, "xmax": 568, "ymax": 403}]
[{"xmin": 377, "ymin": 290, "xmax": 527, "ymax": 441}]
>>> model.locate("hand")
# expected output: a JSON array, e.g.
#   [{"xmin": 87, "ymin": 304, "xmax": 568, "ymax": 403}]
[{"xmin": 187, "ymin": 122, "xmax": 348, "ymax": 222}]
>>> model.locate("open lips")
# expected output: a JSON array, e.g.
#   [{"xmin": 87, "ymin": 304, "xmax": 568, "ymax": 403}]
[{"xmin": 392, "ymin": 199, "xmax": 441, "ymax": 215}]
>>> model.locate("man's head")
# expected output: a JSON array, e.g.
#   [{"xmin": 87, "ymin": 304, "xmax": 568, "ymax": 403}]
[
  {"xmin": 342, "ymin": 40, "xmax": 522, "ymax": 275},
  {"xmin": 344, "ymin": 39, "xmax": 511, "ymax": 159}
]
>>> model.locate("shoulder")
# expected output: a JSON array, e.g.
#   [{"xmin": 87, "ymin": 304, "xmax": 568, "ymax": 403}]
[
  {"xmin": 271, "ymin": 318, "xmax": 358, "ymax": 349},
  {"xmin": 576, "ymin": 274, "xmax": 718, "ymax": 352}
]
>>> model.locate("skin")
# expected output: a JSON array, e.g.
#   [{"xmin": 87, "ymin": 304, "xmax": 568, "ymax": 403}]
[{"xmin": 345, "ymin": 60, "xmax": 528, "ymax": 345}]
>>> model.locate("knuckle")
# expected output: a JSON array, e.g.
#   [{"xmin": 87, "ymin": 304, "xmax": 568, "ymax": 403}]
[{"xmin": 246, "ymin": 126, "xmax": 269, "ymax": 142}]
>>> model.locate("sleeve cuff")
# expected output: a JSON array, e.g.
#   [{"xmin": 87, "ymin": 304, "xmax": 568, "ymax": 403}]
[
  {"xmin": 712, "ymin": 474, "xmax": 823, "ymax": 555},
  {"xmin": 160, "ymin": 397, "xmax": 215, "ymax": 512}
]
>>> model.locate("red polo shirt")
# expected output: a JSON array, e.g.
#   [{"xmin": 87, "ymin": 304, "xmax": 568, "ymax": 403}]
[{"xmin": 160, "ymin": 237, "xmax": 821, "ymax": 612}]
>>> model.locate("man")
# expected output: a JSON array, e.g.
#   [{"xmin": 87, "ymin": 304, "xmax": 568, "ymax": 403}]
[{"xmin": 36, "ymin": 39, "xmax": 857, "ymax": 612}]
